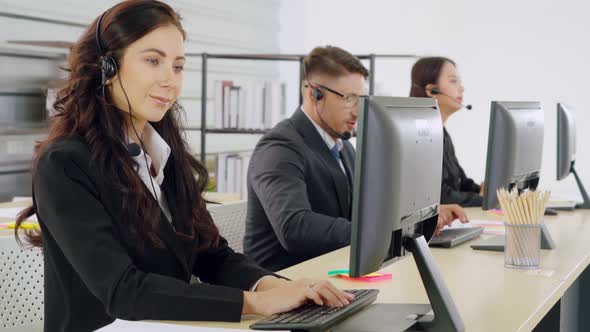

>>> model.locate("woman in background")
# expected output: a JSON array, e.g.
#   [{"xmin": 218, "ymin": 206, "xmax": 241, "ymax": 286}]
[{"xmin": 410, "ymin": 57, "xmax": 484, "ymax": 207}]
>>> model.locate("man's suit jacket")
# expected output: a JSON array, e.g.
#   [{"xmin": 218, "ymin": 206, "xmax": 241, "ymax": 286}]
[
  {"xmin": 244, "ymin": 109, "xmax": 356, "ymax": 271},
  {"xmin": 33, "ymin": 137, "xmax": 272, "ymax": 332}
]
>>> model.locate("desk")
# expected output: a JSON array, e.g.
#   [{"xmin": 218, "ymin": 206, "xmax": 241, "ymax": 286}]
[
  {"xmin": 3, "ymin": 206, "xmax": 589, "ymax": 331},
  {"xmin": 0, "ymin": 200, "xmax": 30, "ymax": 236},
  {"xmin": 164, "ymin": 208, "xmax": 590, "ymax": 331}
]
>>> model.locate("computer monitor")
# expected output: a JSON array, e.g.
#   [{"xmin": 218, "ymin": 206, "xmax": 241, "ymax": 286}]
[
  {"xmin": 482, "ymin": 101, "xmax": 544, "ymax": 210},
  {"xmin": 477, "ymin": 101, "xmax": 555, "ymax": 250},
  {"xmin": 556, "ymin": 103, "xmax": 589, "ymax": 208},
  {"xmin": 350, "ymin": 96, "xmax": 464, "ymax": 332}
]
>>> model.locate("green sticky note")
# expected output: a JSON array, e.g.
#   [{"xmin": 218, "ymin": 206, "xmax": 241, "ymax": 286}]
[{"xmin": 328, "ymin": 269, "xmax": 350, "ymax": 276}]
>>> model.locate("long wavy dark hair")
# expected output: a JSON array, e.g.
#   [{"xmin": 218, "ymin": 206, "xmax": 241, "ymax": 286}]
[
  {"xmin": 15, "ymin": 0, "xmax": 220, "ymax": 250},
  {"xmin": 409, "ymin": 57, "xmax": 456, "ymax": 97}
]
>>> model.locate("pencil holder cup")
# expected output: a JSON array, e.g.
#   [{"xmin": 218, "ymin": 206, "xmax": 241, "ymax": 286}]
[{"xmin": 504, "ymin": 222, "xmax": 542, "ymax": 269}]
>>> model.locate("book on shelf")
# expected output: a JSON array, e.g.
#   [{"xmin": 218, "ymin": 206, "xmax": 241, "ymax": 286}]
[
  {"xmin": 214, "ymin": 152, "xmax": 252, "ymax": 200},
  {"xmin": 212, "ymin": 80, "xmax": 287, "ymax": 131},
  {"xmin": 229, "ymin": 86, "xmax": 240, "ymax": 128},
  {"xmin": 213, "ymin": 80, "xmax": 232, "ymax": 129}
]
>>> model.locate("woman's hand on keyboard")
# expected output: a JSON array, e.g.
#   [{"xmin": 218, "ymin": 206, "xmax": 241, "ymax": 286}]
[
  {"xmin": 290, "ymin": 279, "xmax": 354, "ymax": 307},
  {"xmin": 242, "ymin": 279, "xmax": 354, "ymax": 316}
]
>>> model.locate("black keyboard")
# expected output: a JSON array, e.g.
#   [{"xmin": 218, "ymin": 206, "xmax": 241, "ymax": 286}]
[
  {"xmin": 250, "ymin": 288, "xmax": 379, "ymax": 332},
  {"xmin": 429, "ymin": 227, "xmax": 484, "ymax": 248}
]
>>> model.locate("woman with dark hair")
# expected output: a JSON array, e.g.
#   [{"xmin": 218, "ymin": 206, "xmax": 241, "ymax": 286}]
[
  {"xmin": 410, "ymin": 57, "xmax": 484, "ymax": 207},
  {"xmin": 15, "ymin": 1, "xmax": 352, "ymax": 331}
]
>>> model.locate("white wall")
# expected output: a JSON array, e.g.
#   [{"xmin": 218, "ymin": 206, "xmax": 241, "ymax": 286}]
[{"xmin": 280, "ymin": 0, "xmax": 590, "ymax": 200}]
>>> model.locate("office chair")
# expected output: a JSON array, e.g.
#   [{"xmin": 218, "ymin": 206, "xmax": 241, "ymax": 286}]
[
  {"xmin": 208, "ymin": 201, "xmax": 248, "ymax": 253},
  {"xmin": 0, "ymin": 236, "xmax": 44, "ymax": 332}
]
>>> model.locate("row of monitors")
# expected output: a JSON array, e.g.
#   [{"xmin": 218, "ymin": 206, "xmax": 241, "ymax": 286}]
[
  {"xmin": 483, "ymin": 101, "xmax": 578, "ymax": 209},
  {"xmin": 345, "ymin": 97, "xmax": 582, "ymax": 330},
  {"xmin": 349, "ymin": 97, "xmax": 580, "ymax": 277}
]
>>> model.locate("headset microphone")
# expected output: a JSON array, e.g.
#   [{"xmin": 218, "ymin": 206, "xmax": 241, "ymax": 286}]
[
  {"xmin": 126, "ymin": 143, "xmax": 141, "ymax": 157},
  {"xmin": 430, "ymin": 87, "xmax": 472, "ymax": 110}
]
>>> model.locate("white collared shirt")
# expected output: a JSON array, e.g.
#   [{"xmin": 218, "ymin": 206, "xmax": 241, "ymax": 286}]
[
  {"xmin": 301, "ymin": 107, "xmax": 347, "ymax": 174},
  {"xmin": 130, "ymin": 123, "xmax": 173, "ymax": 223}
]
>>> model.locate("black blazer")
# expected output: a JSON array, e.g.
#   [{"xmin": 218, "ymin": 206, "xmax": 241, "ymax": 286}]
[
  {"xmin": 441, "ymin": 128, "xmax": 483, "ymax": 207},
  {"xmin": 33, "ymin": 137, "xmax": 273, "ymax": 332},
  {"xmin": 244, "ymin": 109, "xmax": 355, "ymax": 271}
]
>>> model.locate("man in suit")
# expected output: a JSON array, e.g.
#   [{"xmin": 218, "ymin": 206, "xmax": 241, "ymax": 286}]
[{"xmin": 244, "ymin": 46, "xmax": 466, "ymax": 271}]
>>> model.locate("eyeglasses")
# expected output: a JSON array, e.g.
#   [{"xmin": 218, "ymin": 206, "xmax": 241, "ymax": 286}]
[{"xmin": 310, "ymin": 83, "xmax": 363, "ymax": 108}]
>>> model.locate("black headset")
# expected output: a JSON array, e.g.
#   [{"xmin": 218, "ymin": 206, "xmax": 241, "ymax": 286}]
[
  {"xmin": 412, "ymin": 82, "xmax": 472, "ymax": 110},
  {"xmin": 303, "ymin": 60, "xmax": 323, "ymax": 102},
  {"xmin": 312, "ymin": 85, "xmax": 324, "ymax": 102},
  {"xmin": 95, "ymin": 10, "xmax": 159, "ymax": 202},
  {"xmin": 96, "ymin": 12, "xmax": 117, "ymax": 89},
  {"xmin": 95, "ymin": 11, "xmax": 142, "ymax": 157}
]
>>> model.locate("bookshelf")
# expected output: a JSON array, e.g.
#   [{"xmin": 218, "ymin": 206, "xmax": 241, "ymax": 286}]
[
  {"xmin": 0, "ymin": 41, "xmax": 69, "ymax": 60},
  {"xmin": 1, "ymin": 45, "xmax": 419, "ymax": 198},
  {"xmin": 0, "ymin": 41, "xmax": 67, "ymax": 201},
  {"xmin": 186, "ymin": 52, "xmax": 419, "ymax": 163}
]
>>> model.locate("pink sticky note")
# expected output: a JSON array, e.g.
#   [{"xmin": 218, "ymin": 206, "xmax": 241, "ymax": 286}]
[{"xmin": 336, "ymin": 272, "xmax": 392, "ymax": 282}]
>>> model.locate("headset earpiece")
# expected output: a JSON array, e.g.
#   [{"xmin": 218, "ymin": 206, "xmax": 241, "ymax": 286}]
[
  {"xmin": 313, "ymin": 87, "xmax": 324, "ymax": 102},
  {"xmin": 100, "ymin": 55, "xmax": 117, "ymax": 86},
  {"xmin": 96, "ymin": 12, "xmax": 117, "ymax": 86},
  {"xmin": 429, "ymin": 87, "xmax": 441, "ymax": 95}
]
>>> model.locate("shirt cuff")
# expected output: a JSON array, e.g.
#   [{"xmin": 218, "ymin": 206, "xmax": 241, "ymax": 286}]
[{"xmin": 250, "ymin": 275, "xmax": 275, "ymax": 291}]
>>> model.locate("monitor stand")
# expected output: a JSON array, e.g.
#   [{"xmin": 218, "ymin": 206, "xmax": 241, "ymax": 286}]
[
  {"xmin": 471, "ymin": 223, "xmax": 555, "ymax": 251},
  {"xmin": 334, "ymin": 235, "xmax": 465, "ymax": 332},
  {"xmin": 572, "ymin": 166, "xmax": 590, "ymax": 209}
]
